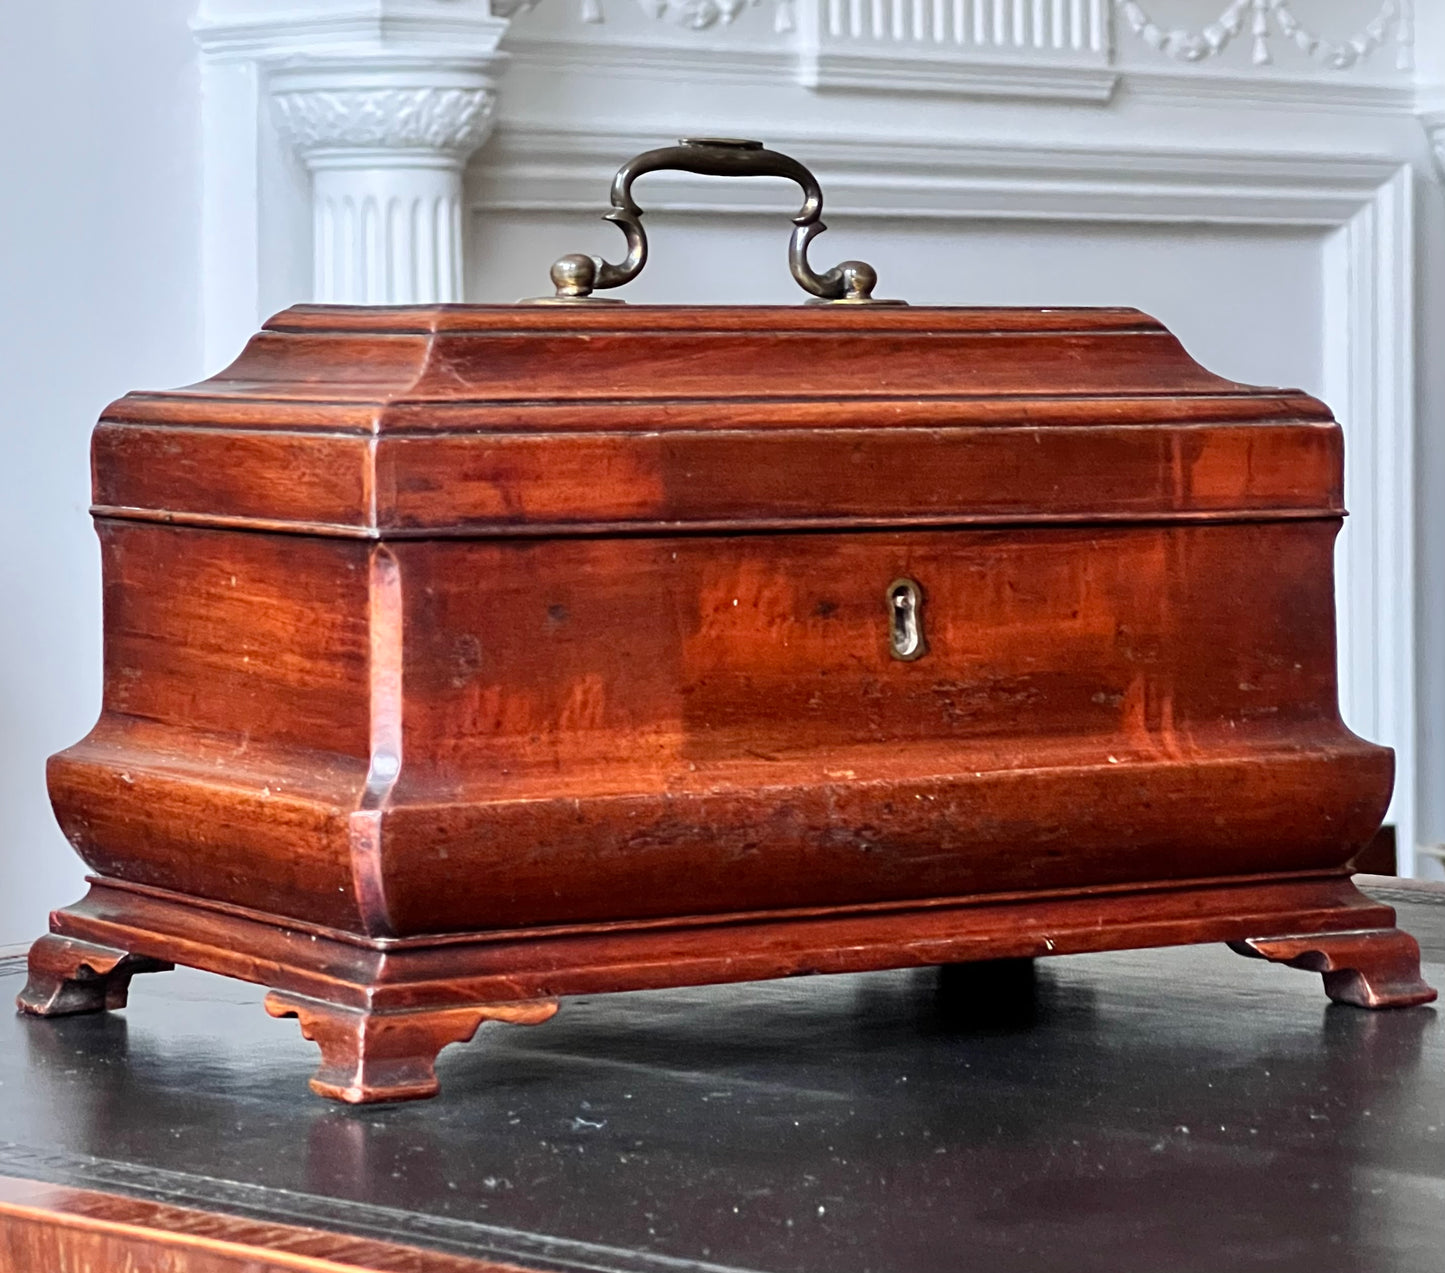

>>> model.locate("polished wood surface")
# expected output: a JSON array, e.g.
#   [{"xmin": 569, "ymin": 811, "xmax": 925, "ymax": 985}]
[
  {"xmin": 3, "ymin": 881, "xmax": 1445, "ymax": 1273},
  {"xmin": 26, "ymin": 302, "xmax": 1426, "ymax": 1100},
  {"xmin": 263, "ymin": 992, "xmax": 559, "ymax": 1106},
  {"xmin": 95, "ymin": 305, "xmax": 1340, "ymax": 535},
  {"xmin": 16, "ymin": 873, "xmax": 1431, "ymax": 1102},
  {"xmin": 0, "ymin": 1177, "xmax": 516, "ymax": 1273},
  {"xmin": 1230, "ymin": 928, "xmax": 1435, "ymax": 1007},
  {"xmin": 51, "ymin": 518, "xmax": 1389, "ymax": 935}
]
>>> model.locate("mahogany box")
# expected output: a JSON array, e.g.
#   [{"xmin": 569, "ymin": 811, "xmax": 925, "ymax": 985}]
[{"xmin": 19, "ymin": 140, "xmax": 1434, "ymax": 1103}]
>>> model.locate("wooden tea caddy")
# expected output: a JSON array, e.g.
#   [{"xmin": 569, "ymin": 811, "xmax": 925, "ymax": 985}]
[{"xmin": 19, "ymin": 140, "xmax": 1435, "ymax": 1103}]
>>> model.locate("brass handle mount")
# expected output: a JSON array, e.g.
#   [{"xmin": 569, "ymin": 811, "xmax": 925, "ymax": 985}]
[{"xmin": 531, "ymin": 138, "xmax": 902, "ymax": 306}]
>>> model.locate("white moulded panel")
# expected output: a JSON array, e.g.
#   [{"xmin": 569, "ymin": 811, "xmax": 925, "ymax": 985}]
[{"xmin": 797, "ymin": 0, "xmax": 1117, "ymax": 98}]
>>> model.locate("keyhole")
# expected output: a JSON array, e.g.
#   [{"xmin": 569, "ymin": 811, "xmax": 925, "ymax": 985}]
[{"xmin": 887, "ymin": 578, "xmax": 926, "ymax": 661}]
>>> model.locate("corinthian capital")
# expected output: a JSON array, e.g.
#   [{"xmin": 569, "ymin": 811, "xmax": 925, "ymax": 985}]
[
  {"xmin": 270, "ymin": 66, "xmax": 499, "ymax": 169},
  {"xmin": 196, "ymin": 0, "xmax": 510, "ymax": 306}
]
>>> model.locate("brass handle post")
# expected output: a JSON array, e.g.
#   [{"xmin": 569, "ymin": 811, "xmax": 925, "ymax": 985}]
[{"xmin": 537, "ymin": 138, "xmax": 899, "ymax": 306}]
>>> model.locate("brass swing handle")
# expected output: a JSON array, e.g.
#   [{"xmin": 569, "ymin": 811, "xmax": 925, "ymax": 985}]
[{"xmin": 542, "ymin": 138, "xmax": 898, "ymax": 305}]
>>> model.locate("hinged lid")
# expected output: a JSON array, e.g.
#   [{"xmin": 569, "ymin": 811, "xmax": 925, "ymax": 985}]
[
  {"xmin": 93, "ymin": 140, "xmax": 1340, "ymax": 539},
  {"xmin": 95, "ymin": 303, "xmax": 1342, "ymax": 538}
]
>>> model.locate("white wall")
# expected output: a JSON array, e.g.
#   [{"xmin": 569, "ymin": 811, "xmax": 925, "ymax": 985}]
[
  {"xmin": 1416, "ymin": 179, "xmax": 1445, "ymax": 880},
  {"xmin": 0, "ymin": 0, "xmax": 203, "ymax": 946}
]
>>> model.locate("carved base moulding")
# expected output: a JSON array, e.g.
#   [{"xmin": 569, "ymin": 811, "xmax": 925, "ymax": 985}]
[{"xmin": 16, "ymin": 874, "xmax": 1435, "ymax": 1103}]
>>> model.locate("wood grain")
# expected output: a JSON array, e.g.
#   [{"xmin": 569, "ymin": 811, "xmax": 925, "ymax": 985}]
[
  {"xmin": 0, "ymin": 1176, "xmax": 528, "ymax": 1272},
  {"xmin": 94, "ymin": 305, "xmax": 1337, "ymax": 534},
  {"xmin": 24, "ymin": 301, "xmax": 1425, "ymax": 1101},
  {"xmin": 50, "ymin": 518, "xmax": 1389, "ymax": 934},
  {"xmin": 1230, "ymin": 928, "xmax": 1436, "ymax": 1008},
  {"xmin": 22, "ymin": 870, "xmax": 1434, "ymax": 1100}
]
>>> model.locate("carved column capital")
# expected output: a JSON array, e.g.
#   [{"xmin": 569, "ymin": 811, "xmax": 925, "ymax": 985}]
[
  {"xmin": 197, "ymin": 0, "xmax": 511, "ymax": 306},
  {"xmin": 269, "ymin": 66, "xmax": 499, "ymax": 171}
]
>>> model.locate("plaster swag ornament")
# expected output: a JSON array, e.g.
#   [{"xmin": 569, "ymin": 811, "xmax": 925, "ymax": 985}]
[
  {"xmin": 1116, "ymin": 0, "xmax": 1413, "ymax": 69},
  {"xmin": 543, "ymin": 0, "xmax": 1411, "ymax": 75},
  {"xmin": 578, "ymin": 0, "xmax": 796, "ymax": 31}
]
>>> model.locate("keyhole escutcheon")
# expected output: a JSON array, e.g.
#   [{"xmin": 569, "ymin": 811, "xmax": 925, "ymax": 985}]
[{"xmin": 887, "ymin": 578, "xmax": 926, "ymax": 661}]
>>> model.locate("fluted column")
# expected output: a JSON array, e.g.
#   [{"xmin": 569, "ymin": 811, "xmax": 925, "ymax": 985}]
[
  {"xmin": 271, "ymin": 61, "xmax": 499, "ymax": 305},
  {"xmin": 196, "ymin": 1, "xmax": 510, "ymax": 316}
]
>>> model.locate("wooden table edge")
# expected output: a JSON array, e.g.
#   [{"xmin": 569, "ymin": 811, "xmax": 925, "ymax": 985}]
[{"xmin": 0, "ymin": 1174, "xmax": 537, "ymax": 1273}]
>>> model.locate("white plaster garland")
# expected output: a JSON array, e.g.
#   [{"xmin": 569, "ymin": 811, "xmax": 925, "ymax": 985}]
[
  {"xmin": 1116, "ymin": 0, "xmax": 1412, "ymax": 69},
  {"xmin": 532, "ymin": 0, "xmax": 1414, "ymax": 76},
  {"xmin": 579, "ymin": 0, "xmax": 795, "ymax": 32}
]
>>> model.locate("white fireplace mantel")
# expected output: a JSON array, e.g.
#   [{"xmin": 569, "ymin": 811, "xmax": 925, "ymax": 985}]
[{"xmin": 194, "ymin": 2, "xmax": 1434, "ymax": 362}]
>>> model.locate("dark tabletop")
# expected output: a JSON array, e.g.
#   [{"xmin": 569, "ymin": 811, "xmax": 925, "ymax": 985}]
[{"xmin": 3, "ymin": 880, "xmax": 1444, "ymax": 1273}]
